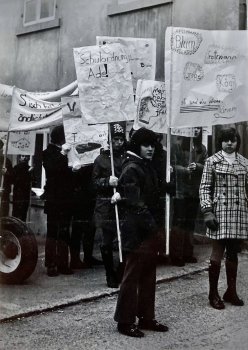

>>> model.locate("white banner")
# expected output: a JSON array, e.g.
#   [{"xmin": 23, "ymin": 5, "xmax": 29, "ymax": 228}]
[
  {"xmin": 0, "ymin": 95, "xmax": 12, "ymax": 131},
  {"xmin": 133, "ymin": 79, "xmax": 168, "ymax": 133},
  {"xmin": 165, "ymin": 27, "xmax": 248, "ymax": 128},
  {"xmin": 62, "ymin": 96, "xmax": 108, "ymax": 167},
  {"xmin": 0, "ymin": 81, "xmax": 77, "ymax": 101},
  {"xmin": 96, "ymin": 36, "xmax": 156, "ymax": 91},
  {"xmin": 9, "ymin": 87, "xmax": 63, "ymax": 131},
  {"xmin": 8, "ymin": 131, "xmax": 36, "ymax": 155},
  {"xmin": 73, "ymin": 43, "xmax": 135, "ymax": 125}
]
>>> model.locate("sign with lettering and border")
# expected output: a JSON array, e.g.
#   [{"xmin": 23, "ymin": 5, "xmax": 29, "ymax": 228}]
[{"xmin": 165, "ymin": 27, "xmax": 248, "ymax": 128}]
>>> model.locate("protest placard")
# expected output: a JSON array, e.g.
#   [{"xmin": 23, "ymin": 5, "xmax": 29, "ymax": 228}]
[
  {"xmin": 9, "ymin": 87, "xmax": 63, "ymax": 131},
  {"xmin": 133, "ymin": 79, "xmax": 168, "ymax": 133},
  {"xmin": 62, "ymin": 96, "xmax": 108, "ymax": 167},
  {"xmin": 165, "ymin": 27, "xmax": 248, "ymax": 128},
  {"xmin": 0, "ymin": 84, "xmax": 13, "ymax": 131},
  {"xmin": 0, "ymin": 95, "xmax": 12, "ymax": 131},
  {"xmin": 171, "ymin": 127, "xmax": 196, "ymax": 137},
  {"xmin": 8, "ymin": 131, "xmax": 36, "ymax": 155},
  {"xmin": 0, "ymin": 132, "xmax": 8, "ymax": 151},
  {"xmin": 96, "ymin": 36, "xmax": 156, "ymax": 91},
  {"xmin": 73, "ymin": 43, "xmax": 135, "ymax": 125}
]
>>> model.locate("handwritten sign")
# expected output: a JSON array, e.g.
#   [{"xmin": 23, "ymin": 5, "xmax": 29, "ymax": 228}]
[
  {"xmin": 171, "ymin": 127, "xmax": 196, "ymax": 137},
  {"xmin": 73, "ymin": 43, "xmax": 135, "ymax": 125},
  {"xmin": 0, "ymin": 96, "xmax": 12, "ymax": 132},
  {"xmin": 0, "ymin": 84, "xmax": 13, "ymax": 131},
  {"xmin": 62, "ymin": 96, "xmax": 108, "ymax": 167},
  {"xmin": 8, "ymin": 131, "xmax": 36, "ymax": 155},
  {"xmin": 96, "ymin": 36, "xmax": 156, "ymax": 91},
  {"xmin": 133, "ymin": 79, "xmax": 168, "ymax": 133},
  {"xmin": 165, "ymin": 27, "xmax": 248, "ymax": 127},
  {"xmin": 9, "ymin": 87, "xmax": 63, "ymax": 131},
  {"xmin": 0, "ymin": 132, "xmax": 8, "ymax": 152}
]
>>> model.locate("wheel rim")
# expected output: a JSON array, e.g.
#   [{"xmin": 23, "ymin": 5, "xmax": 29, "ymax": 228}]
[{"xmin": 0, "ymin": 230, "xmax": 22, "ymax": 273}]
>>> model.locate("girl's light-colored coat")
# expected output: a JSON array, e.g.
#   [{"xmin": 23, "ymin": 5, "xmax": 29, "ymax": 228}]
[{"xmin": 199, "ymin": 151, "xmax": 248, "ymax": 240}]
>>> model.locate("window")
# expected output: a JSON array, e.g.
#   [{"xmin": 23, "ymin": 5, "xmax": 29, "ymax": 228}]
[{"xmin": 23, "ymin": 0, "xmax": 56, "ymax": 27}]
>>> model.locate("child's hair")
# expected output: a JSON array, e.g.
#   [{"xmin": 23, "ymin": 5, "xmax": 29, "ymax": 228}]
[{"xmin": 217, "ymin": 127, "xmax": 241, "ymax": 152}]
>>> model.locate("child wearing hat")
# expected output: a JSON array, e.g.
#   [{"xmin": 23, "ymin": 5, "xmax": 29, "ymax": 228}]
[
  {"xmin": 112, "ymin": 127, "xmax": 168, "ymax": 337},
  {"xmin": 92, "ymin": 122, "xmax": 126, "ymax": 288}
]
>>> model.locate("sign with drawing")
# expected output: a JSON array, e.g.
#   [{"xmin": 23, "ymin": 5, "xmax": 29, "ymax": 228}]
[
  {"xmin": 133, "ymin": 79, "xmax": 168, "ymax": 133},
  {"xmin": 96, "ymin": 36, "xmax": 156, "ymax": 92},
  {"xmin": 165, "ymin": 27, "xmax": 248, "ymax": 127},
  {"xmin": 8, "ymin": 131, "xmax": 36, "ymax": 155},
  {"xmin": 73, "ymin": 43, "xmax": 135, "ymax": 125},
  {"xmin": 62, "ymin": 96, "xmax": 108, "ymax": 167}
]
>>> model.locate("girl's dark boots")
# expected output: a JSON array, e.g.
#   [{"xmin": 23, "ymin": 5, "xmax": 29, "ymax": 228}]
[
  {"xmin": 100, "ymin": 246, "xmax": 119, "ymax": 288},
  {"xmin": 208, "ymin": 260, "xmax": 225, "ymax": 310},
  {"xmin": 223, "ymin": 259, "xmax": 244, "ymax": 306}
]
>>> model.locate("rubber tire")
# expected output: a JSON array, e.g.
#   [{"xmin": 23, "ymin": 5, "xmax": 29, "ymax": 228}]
[{"xmin": 0, "ymin": 216, "xmax": 38, "ymax": 284}]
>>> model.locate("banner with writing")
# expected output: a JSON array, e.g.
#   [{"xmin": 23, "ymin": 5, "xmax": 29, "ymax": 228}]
[
  {"xmin": 73, "ymin": 43, "xmax": 135, "ymax": 125},
  {"xmin": 9, "ymin": 87, "xmax": 63, "ymax": 131},
  {"xmin": 133, "ymin": 79, "xmax": 167, "ymax": 133},
  {"xmin": 62, "ymin": 96, "xmax": 108, "ymax": 167},
  {"xmin": 165, "ymin": 27, "xmax": 248, "ymax": 128},
  {"xmin": 96, "ymin": 36, "xmax": 156, "ymax": 92},
  {"xmin": 8, "ymin": 131, "xmax": 36, "ymax": 155}
]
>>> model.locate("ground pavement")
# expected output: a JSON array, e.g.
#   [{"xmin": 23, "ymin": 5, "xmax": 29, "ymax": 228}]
[{"xmin": 1, "ymin": 235, "xmax": 246, "ymax": 323}]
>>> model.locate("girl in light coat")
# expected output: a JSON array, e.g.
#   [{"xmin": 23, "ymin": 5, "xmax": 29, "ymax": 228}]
[{"xmin": 199, "ymin": 127, "xmax": 248, "ymax": 309}]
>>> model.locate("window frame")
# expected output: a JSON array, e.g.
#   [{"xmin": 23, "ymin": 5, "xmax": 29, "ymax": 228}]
[
  {"xmin": 108, "ymin": 0, "xmax": 173, "ymax": 16},
  {"xmin": 23, "ymin": 0, "xmax": 57, "ymax": 27}
]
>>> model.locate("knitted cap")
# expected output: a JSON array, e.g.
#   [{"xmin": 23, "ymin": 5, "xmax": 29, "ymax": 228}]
[
  {"xmin": 110, "ymin": 122, "xmax": 126, "ymax": 139},
  {"xmin": 129, "ymin": 127, "xmax": 157, "ymax": 155}
]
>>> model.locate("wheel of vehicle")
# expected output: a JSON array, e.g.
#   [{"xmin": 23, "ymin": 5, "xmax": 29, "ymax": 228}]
[{"xmin": 0, "ymin": 216, "xmax": 38, "ymax": 284}]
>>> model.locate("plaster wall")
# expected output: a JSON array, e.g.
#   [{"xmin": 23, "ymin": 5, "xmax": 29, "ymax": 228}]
[
  {"xmin": 0, "ymin": 0, "xmax": 242, "ymax": 91},
  {"xmin": 172, "ymin": 0, "xmax": 240, "ymax": 30}
]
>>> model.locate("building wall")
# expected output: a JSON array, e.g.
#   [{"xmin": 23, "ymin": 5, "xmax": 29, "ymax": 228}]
[{"xmin": 0, "ymin": 0, "xmax": 242, "ymax": 90}]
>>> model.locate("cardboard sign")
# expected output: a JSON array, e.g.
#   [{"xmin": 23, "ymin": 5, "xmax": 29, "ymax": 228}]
[
  {"xmin": 62, "ymin": 96, "xmax": 108, "ymax": 167},
  {"xmin": 96, "ymin": 36, "xmax": 156, "ymax": 91},
  {"xmin": 133, "ymin": 79, "xmax": 168, "ymax": 133},
  {"xmin": 0, "ymin": 132, "xmax": 8, "ymax": 152},
  {"xmin": 165, "ymin": 27, "xmax": 248, "ymax": 127},
  {"xmin": 171, "ymin": 127, "xmax": 197, "ymax": 137},
  {"xmin": 0, "ymin": 95, "xmax": 12, "ymax": 132},
  {"xmin": 8, "ymin": 131, "xmax": 36, "ymax": 155},
  {"xmin": 73, "ymin": 43, "xmax": 135, "ymax": 125}
]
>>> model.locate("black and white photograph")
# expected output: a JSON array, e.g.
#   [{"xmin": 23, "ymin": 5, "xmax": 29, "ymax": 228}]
[{"xmin": 1, "ymin": 1, "xmax": 248, "ymax": 349}]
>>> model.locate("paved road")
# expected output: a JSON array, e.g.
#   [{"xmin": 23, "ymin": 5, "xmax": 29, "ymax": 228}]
[{"xmin": 1, "ymin": 253, "xmax": 248, "ymax": 350}]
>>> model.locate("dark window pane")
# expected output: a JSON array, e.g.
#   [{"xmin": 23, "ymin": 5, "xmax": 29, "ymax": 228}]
[
  {"xmin": 40, "ymin": 0, "xmax": 55, "ymax": 19},
  {"xmin": 24, "ymin": 0, "xmax": 37, "ymax": 23}
]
